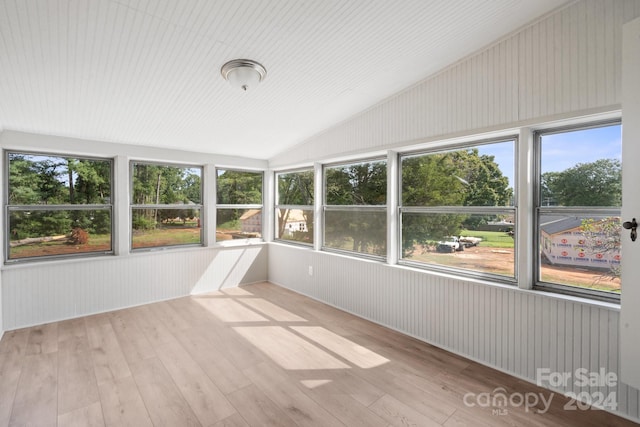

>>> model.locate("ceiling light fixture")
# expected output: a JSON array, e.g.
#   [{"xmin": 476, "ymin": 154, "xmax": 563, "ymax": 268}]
[{"xmin": 220, "ymin": 59, "xmax": 267, "ymax": 91}]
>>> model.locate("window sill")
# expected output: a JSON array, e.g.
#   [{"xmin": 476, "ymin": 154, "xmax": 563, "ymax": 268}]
[
  {"xmin": 213, "ymin": 238, "xmax": 265, "ymax": 248},
  {"xmin": 2, "ymin": 252, "xmax": 116, "ymax": 270}
]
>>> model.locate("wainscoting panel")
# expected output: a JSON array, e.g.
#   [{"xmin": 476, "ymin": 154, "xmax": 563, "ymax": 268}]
[
  {"xmin": 268, "ymin": 242, "xmax": 640, "ymax": 422},
  {"xmin": 2, "ymin": 244, "xmax": 267, "ymax": 330}
]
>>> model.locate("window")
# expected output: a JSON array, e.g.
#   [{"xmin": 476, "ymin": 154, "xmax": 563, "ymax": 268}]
[
  {"xmin": 323, "ymin": 159, "xmax": 387, "ymax": 258},
  {"xmin": 216, "ymin": 169, "xmax": 263, "ymax": 241},
  {"xmin": 131, "ymin": 162, "xmax": 202, "ymax": 250},
  {"xmin": 6, "ymin": 152, "xmax": 113, "ymax": 261},
  {"xmin": 535, "ymin": 122, "xmax": 621, "ymax": 299},
  {"xmin": 399, "ymin": 139, "xmax": 516, "ymax": 279},
  {"xmin": 275, "ymin": 169, "xmax": 314, "ymax": 245}
]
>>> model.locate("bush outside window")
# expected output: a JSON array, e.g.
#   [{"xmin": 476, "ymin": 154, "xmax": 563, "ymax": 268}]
[
  {"xmin": 323, "ymin": 159, "xmax": 387, "ymax": 258},
  {"xmin": 131, "ymin": 162, "xmax": 202, "ymax": 249},
  {"xmin": 216, "ymin": 169, "xmax": 263, "ymax": 241},
  {"xmin": 275, "ymin": 169, "xmax": 314, "ymax": 245},
  {"xmin": 536, "ymin": 122, "xmax": 622, "ymax": 299},
  {"xmin": 6, "ymin": 152, "xmax": 113, "ymax": 261},
  {"xmin": 399, "ymin": 140, "xmax": 516, "ymax": 279}
]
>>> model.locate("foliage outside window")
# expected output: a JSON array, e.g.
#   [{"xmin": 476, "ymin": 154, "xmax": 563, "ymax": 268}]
[
  {"xmin": 536, "ymin": 122, "xmax": 622, "ymax": 299},
  {"xmin": 6, "ymin": 152, "xmax": 112, "ymax": 261},
  {"xmin": 276, "ymin": 169, "xmax": 314, "ymax": 245},
  {"xmin": 131, "ymin": 162, "xmax": 202, "ymax": 249},
  {"xmin": 216, "ymin": 169, "xmax": 263, "ymax": 241},
  {"xmin": 400, "ymin": 140, "xmax": 516, "ymax": 279},
  {"xmin": 323, "ymin": 159, "xmax": 387, "ymax": 257}
]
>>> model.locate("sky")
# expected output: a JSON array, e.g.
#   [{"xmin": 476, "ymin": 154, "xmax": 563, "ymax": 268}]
[
  {"xmin": 477, "ymin": 124, "xmax": 621, "ymax": 189},
  {"xmin": 540, "ymin": 124, "xmax": 621, "ymax": 174}
]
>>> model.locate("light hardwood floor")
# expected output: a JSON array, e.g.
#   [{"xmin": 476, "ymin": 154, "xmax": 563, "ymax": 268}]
[{"xmin": 0, "ymin": 281, "xmax": 636, "ymax": 427}]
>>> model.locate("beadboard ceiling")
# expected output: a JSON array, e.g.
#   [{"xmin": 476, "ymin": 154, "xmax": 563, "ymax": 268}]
[{"xmin": 0, "ymin": 0, "xmax": 569, "ymax": 159}]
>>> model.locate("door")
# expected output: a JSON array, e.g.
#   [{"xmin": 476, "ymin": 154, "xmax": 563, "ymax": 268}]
[{"xmin": 620, "ymin": 16, "xmax": 640, "ymax": 390}]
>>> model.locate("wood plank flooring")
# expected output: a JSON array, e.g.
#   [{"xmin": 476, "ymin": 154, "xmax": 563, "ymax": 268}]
[{"xmin": 0, "ymin": 281, "xmax": 636, "ymax": 426}]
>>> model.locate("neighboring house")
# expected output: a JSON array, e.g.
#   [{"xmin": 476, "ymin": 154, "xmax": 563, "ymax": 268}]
[
  {"xmin": 239, "ymin": 209, "xmax": 262, "ymax": 234},
  {"xmin": 540, "ymin": 216, "xmax": 620, "ymax": 270},
  {"xmin": 282, "ymin": 209, "xmax": 308, "ymax": 236}
]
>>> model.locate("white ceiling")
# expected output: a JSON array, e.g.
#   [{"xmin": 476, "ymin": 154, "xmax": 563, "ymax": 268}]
[{"xmin": 0, "ymin": 0, "xmax": 570, "ymax": 160}]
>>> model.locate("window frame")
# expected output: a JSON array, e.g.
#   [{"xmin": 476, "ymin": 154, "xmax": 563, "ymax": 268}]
[
  {"xmin": 215, "ymin": 168, "xmax": 264, "ymax": 243},
  {"xmin": 533, "ymin": 120, "xmax": 622, "ymax": 302},
  {"xmin": 397, "ymin": 137, "xmax": 518, "ymax": 283},
  {"xmin": 322, "ymin": 157, "xmax": 387, "ymax": 260},
  {"xmin": 129, "ymin": 160, "xmax": 204, "ymax": 251},
  {"xmin": 274, "ymin": 167, "xmax": 314, "ymax": 247},
  {"xmin": 5, "ymin": 150, "xmax": 114, "ymax": 263}
]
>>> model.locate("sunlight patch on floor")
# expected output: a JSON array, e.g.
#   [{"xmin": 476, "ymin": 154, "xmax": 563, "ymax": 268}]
[
  {"xmin": 194, "ymin": 298, "xmax": 268, "ymax": 322},
  {"xmin": 233, "ymin": 326, "xmax": 350, "ymax": 370},
  {"xmin": 238, "ymin": 298, "xmax": 307, "ymax": 322},
  {"xmin": 291, "ymin": 326, "xmax": 389, "ymax": 369},
  {"xmin": 220, "ymin": 287, "xmax": 255, "ymax": 296}
]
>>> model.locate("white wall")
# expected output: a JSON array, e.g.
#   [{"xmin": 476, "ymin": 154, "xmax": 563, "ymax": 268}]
[
  {"xmin": 268, "ymin": 0, "xmax": 640, "ymax": 423},
  {"xmin": 0, "ymin": 130, "xmax": 268, "ymax": 330}
]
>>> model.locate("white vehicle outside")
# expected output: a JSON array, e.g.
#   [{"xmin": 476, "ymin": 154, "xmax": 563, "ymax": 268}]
[{"xmin": 436, "ymin": 236, "xmax": 482, "ymax": 253}]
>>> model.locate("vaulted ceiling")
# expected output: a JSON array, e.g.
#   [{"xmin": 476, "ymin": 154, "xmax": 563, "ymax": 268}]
[{"xmin": 0, "ymin": 0, "xmax": 570, "ymax": 159}]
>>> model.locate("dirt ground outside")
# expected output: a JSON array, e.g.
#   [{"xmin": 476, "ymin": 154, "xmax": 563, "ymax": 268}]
[
  {"xmin": 406, "ymin": 245, "xmax": 620, "ymax": 293},
  {"xmin": 11, "ymin": 229, "xmax": 620, "ymax": 293}
]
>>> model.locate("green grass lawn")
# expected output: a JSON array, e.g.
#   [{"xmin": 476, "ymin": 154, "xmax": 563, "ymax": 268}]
[
  {"xmin": 132, "ymin": 226, "xmax": 201, "ymax": 248},
  {"xmin": 461, "ymin": 229, "xmax": 514, "ymax": 248},
  {"xmin": 217, "ymin": 219, "xmax": 240, "ymax": 231}
]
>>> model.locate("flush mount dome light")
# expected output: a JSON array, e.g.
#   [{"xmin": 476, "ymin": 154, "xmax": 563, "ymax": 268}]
[{"xmin": 220, "ymin": 59, "xmax": 267, "ymax": 91}]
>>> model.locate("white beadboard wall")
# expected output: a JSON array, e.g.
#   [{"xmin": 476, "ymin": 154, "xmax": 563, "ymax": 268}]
[
  {"xmin": 2, "ymin": 244, "xmax": 267, "ymax": 330},
  {"xmin": 270, "ymin": 0, "xmax": 640, "ymax": 167},
  {"xmin": 268, "ymin": 243, "xmax": 640, "ymax": 422}
]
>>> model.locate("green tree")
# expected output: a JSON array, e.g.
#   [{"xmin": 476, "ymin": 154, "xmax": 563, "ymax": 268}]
[
  {"xmin": 401, "ymin": 149, "xmax": 512, "ymax": 256},
  {"xmin": 216, "ymin": 170, "xmax": 263, "ymax": 226},
  {"xmin": 455, "ymin": 150, "xmax": 512, "ymax": 207},
  {"xmin": 325, "ymin": 162, "xmax": 386, "ymax": 254},
  {"xmin": 540, "ymin": 171, "xmax": 561, "ymax": 206},
  {"xmin": 182, "ymin": 172, "xmax": 202, "ymax": 204},
  {"xmin": 8, "ymin": 154, "xmax": 113, "ymax": 245},
  {"xmin": 217, "ymin": 170, "xmax": 262, "ymax": 204},
  {"xmin": 72, "ymin": 159, "xmax": 111, "ymax": 204},
  {"xmin": 402, "ymin": 153, "xmax": 467, "ymax": 255},
  {"xmin": 542, "ymin": 159, "xmax": 621, "ymax": 207},
  {"xmin": 8, "ymin": 155, "xmax": 72, "ymax": 238},
  {"xmin": 132, "ymin": 164, "xmax": 202, "ymax": 229},
  {"xmin": 8, "ymin": 154, "xmax": 41, "ymax": 205},
  {"xmin": 33, "ymin": 157, "xmax": 67, "ymax": 204}
]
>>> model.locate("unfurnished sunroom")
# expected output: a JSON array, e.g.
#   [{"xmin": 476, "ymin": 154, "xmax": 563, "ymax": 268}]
[{"xmin": 1, "ymin": 0, "xmax": 640, "ymax": 426}]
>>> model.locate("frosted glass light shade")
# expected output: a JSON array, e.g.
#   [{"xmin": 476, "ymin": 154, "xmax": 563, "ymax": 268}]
[{"xmin": 221, "ymin": 59, "xmax": 267, "ymax": 91}]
